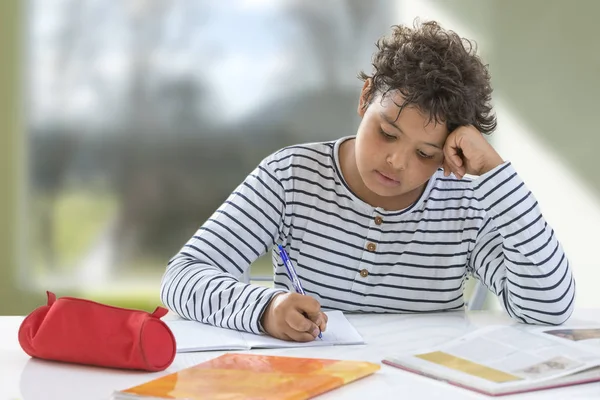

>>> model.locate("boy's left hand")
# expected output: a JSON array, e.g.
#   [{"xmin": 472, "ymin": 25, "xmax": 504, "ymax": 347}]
[{"xmin": 442, "ymin": 125, "xmax": 504, "ymax": 179}]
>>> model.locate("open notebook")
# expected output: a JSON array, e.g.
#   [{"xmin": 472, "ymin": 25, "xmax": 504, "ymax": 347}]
[{"xmin": 164, "ymin": 310, "xmax": 365, "ymax": 352}]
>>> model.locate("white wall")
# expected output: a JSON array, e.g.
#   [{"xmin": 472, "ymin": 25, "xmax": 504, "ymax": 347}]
[{"xmin": 396, "ymin": 0, "xmax": 600, "ymax": 309}]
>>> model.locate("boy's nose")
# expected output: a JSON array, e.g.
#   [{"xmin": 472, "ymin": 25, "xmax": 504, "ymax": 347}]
[{"xmin": 387, "ymin": 149, "xmax": 408, "ymax": 171}]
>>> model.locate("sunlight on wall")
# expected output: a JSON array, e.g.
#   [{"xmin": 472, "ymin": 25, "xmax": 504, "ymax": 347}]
[
  {"xmin": 492, "ymin": 104, "xmax": 600, "ymax": 309},
  {"xmin": 397, "ymin": 0, "xmax": 600, "ymax": 309}
]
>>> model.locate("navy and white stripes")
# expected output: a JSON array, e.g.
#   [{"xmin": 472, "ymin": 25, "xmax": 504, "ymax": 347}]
[{"xmin": 161, "ymin": 137, "xmax": 575, "ymax": 333}]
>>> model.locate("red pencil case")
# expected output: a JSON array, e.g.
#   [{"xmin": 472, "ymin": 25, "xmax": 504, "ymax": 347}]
[{"xmin": 18, "ymin": 291, "xmax": 176, "ymax": 372}]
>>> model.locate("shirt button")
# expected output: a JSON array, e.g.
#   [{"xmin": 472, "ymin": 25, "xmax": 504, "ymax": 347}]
[
  {"xmin": 366, "ymin": 242, "xmax": 376, "ymax": 252},
  {"xmin": 374, "ymin": 216, "xmax": 383, "ymax": 225},
  {"xmin": 359, "ymin": 269, "xmax": 369, "ymax": 278}
]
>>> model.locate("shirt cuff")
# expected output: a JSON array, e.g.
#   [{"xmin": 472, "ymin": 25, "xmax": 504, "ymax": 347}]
[{"xmin": 254, "ymin": 289, "xmax": 286, "ymax": 334}]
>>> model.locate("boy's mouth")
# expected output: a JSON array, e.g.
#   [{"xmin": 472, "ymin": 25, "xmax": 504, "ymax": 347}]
[{"xmin": 375, "ymin": 170, "xmax": 401, "ymax": 186}]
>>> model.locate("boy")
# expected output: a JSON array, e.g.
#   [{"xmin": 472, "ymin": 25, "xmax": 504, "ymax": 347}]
[{"xmin": 161, "ymin": 21, "xmax": 574, "ymax": 342}]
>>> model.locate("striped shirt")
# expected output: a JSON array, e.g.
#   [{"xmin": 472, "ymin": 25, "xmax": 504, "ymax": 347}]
[{"xmin": 160, "ymin": 137, "xmax": 575, "ymax": 334}]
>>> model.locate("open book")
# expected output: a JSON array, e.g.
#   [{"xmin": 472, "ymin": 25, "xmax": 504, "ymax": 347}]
[
  {"xmin": 112, "ymin": 353, "xmax": 380, "ymax": 400},
  {"xmin": 164, "ymin": 310, "xmax": 364, "ymax": 352},
  {"xmin": 383, "ymin": 325, "xmax": 600, "ymax": 396}
]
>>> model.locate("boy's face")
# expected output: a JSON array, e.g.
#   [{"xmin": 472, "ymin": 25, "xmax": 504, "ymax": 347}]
[{"xmin": 354, "ymin": 83, "xmax": 448, "ymax": 201}]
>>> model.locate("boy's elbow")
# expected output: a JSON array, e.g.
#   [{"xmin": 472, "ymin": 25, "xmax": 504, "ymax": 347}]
[
  {"xmin": 505, "ymin": 292, "xmax": 575, "ymax": 326},
  {"xmin": 159, "ymin": 268, "xmax": 176, "ymax": 314},
  {"xmin": 516, "ymin": 299, "xmax": 575, "ymax": 326},
  {"xmin": 510, "ymin": 309, "xmax": 572, "ymax": 326},
  {"xmin": 546, "ymin": 296, "xmax": 576, "ymax": 326},
  {"xmin": 537, "ymin": 306, "xmax": 574, "ymax": 326},
  {"xmin": 543, "ymin": 277, "xmax": 576, "ymax": 325},
  {"xmin": 159, "ymin": 256, "xmax": 188, "ymax": 316}
]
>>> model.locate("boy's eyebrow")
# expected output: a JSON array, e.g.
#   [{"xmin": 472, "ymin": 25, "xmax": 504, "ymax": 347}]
[{"xmin": 379, "ymin": 112, "xmax": 443, "ymax": 150}]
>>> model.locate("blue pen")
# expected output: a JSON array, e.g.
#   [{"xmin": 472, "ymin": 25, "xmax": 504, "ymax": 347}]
[{"xmin": 277, "ymin": 244, "xmax": 322, "ymax": 339}]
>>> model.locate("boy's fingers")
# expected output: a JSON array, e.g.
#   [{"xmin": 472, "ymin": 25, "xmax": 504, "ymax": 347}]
[
  {"xmin": 319, "ymin": 319, "xmax": 327, "ymax": 333},
  {"xmin": 280, "ymin": 331, "xmax": 313, "ymax": 343},
  {"xmin": 285, "ymin": 329, "xmax": 317, "ymax": 342},
  {"xmin": 292, "ymin": 293, "xmax": 321, "ymax": 315},
  {"xmin": 443, "ymin": 152, "xmax": 465, "ymax": 179},
  {"xmin": 443, "ymin": 159, "xmax": 454, "ymax": 177},
  {"xmin": 319, "ymin": 311, "xmax": 328, "ymax": 332},
  {"xmin": 286, "ymin": 310, "xmax": 317, "ymax": 334},
  {"xmin": 445, "ymin": 152, "xmax": 462, "ymax": 171},
  {"xmin": 285, "ymin": 294, "xmax": 325, "ymax": 338},
  {"xmin": 297, "ymin": 297, "xmax": 326, "ymax": 332},
  {"xmin": 442, "ymin": 160, "xmax": 450, "ymax": 176},
  {"xmin": 305, "ymin": 312, "xmax": 327, "ymax": 333},
  {"xmin": 315, "ymin": 311, "xmax": 328, "ymax": 332},
  {"xmin": 452, "ymin": 150, "xmax": 463, "ymax": 167}
]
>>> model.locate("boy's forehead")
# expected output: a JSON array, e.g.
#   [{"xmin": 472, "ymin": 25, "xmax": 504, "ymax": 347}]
[
  {"xmin": 377, "ymin": 91, "xmax": 425, "ymax": 118},
  {"xmin": 376, "ymin": 91, "xmax": 449, "ymax": 136}
]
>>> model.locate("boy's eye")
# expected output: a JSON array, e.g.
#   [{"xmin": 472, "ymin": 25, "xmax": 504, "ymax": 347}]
[
  {"xmin": 417, "ymin": 150, "xmax": 434, "ymax": 159},
  {"xmin": 380, "ymin": 129, "xmax": 395, "ymax": 140}
]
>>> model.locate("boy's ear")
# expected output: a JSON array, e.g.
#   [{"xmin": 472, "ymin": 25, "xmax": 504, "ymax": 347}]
[{"xmin": 357, "ymin": 79, "xmax": 373, "ymax": 117}]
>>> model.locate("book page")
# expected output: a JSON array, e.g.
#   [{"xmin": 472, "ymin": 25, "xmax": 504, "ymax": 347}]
[
  {"xmin": 242, "ymin": 310, "xmax": 365, "ymax": 349},
  {"xmin": 164, "ymin": 319, "xmax": 249, "ymax": 352},
  {"xmin": 384, "ymin": 325, "xmax": 600, "ymax": 394},
  {"xmin": 531, "ymin": 325, "xmax": 600, "ymax": 354}
]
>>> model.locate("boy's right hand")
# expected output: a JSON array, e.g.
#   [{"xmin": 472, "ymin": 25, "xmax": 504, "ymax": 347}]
[{"xmin": 261, "ymin": 293, "xmax": 328, "ymax": 342}]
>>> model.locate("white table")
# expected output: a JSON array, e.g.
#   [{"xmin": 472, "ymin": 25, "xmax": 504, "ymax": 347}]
[{"xmin": 2, "ymin": 309, "xmax": 600, "ymax": 399}]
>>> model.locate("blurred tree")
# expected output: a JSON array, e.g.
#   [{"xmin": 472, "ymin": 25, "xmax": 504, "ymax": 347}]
[{"xmin": 27, "ymin": 0, "xmax": 399, "ymax": 283}]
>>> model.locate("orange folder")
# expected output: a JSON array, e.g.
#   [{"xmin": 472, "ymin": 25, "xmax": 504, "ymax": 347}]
[{"xmin": 115, "ymin": 353, "xmax": 380, "ymax": 399}]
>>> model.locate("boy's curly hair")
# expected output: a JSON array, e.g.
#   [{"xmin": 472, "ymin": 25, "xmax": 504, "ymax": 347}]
[{"xmin": 359, "ymin": 20, "xmax": 496, "ymax": 134}]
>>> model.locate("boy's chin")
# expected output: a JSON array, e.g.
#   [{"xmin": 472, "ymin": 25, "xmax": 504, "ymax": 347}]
[{"xmin": 364, "ymin": 181, "xmax": 406, "ymax": 199}]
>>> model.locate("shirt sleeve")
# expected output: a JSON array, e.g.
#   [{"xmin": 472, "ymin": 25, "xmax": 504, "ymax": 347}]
[
  {"xmin": 160, "ymin": 157, "xmax": 286, "ymax": 334},
  {"xmin": 468, "ymin": 162, "xmax": 575, "ymax": 325}
]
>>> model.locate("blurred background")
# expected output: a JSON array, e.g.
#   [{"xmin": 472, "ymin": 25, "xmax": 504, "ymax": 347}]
[{"xmin": 1, "ymin": 0, "xmax": 598, "ymax": 314}]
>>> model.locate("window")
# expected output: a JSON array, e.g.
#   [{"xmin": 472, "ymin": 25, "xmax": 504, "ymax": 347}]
[{"xmin": 26, "ymin": 0, "xmax": 396, "ymax": 302}]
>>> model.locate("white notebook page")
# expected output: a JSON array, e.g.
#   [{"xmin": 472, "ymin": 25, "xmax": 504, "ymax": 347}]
[
  {"xmin": 165, "ymin": 319, "xmax": 248, "ymax": 352},
  {"xmin": 165, "ymin": 310, "xmax": 364, "ymax": 352}
]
